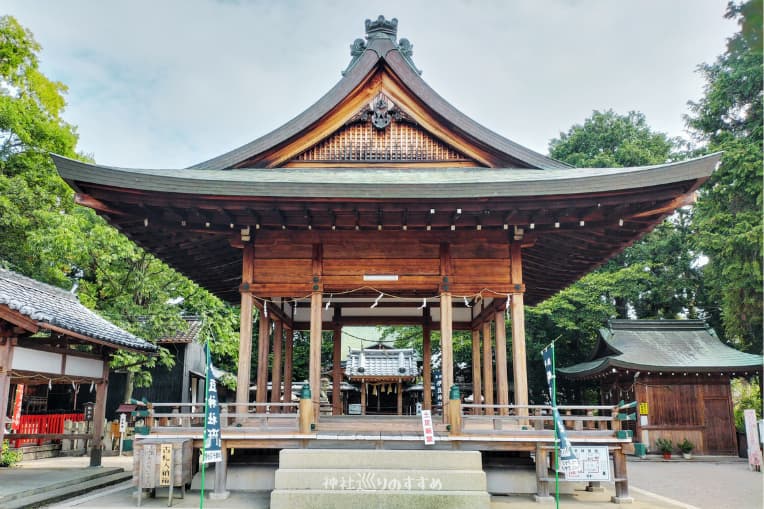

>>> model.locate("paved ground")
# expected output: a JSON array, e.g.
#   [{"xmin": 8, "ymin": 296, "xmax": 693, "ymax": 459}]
[
  {"xmin": 628, "ymin": 457, "xmax": 763, "ymax": 509},
  {"xmin": 2, "ymin": 454, "xmax": 761, "ymax": 508}
]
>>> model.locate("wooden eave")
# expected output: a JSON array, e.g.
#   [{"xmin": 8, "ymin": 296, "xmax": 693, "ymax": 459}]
[{"xmin": 51, "ymin": 154, "xmax": 717, "ymax": 307}]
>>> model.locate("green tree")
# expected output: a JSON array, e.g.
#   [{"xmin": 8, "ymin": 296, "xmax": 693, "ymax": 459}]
[
  {"xmin": 686, "ymin": 0, "xmax": 763, "ymax": 353},
  {"xmin": 0, "ymin": 16, "xmax": 239, "ymax": 399}
]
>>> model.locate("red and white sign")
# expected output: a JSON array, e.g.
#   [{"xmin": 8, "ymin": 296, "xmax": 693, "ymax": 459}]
[
  {"xmin": 11, "ymin": 384, "xmax": 24, "ymax": 432},
  {"xmin": 421, "ymin": 410, "xmax": 435, "ymax": 445}
]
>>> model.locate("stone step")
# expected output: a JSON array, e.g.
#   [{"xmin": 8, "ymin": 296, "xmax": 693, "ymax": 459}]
[
  {"xmin": 278, "ymin": 449, "xmax": 482, "ymax": 471},
  {"xmin": 0, "ymin": 467, "xmax": 125, "ymax": 503},
  {"xmin": 0, "ymin": 470, "xmax": 132, "ymax": 509},
  {"xmin": 274, "ymin": 468, "xmax": 486, "ymax": 491},
  {"xmin": 270, "ymin": 489, "xmax": 490, "ymax": 509}
]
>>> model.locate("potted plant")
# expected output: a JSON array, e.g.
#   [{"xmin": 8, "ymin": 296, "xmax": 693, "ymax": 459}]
[
  {"xmin": 678, "ymin": 438, "xmax": 694, "ymax": 459},
  {"xmin": 655, "ymin": 437, "xmax": 673, "ymax": 460}
]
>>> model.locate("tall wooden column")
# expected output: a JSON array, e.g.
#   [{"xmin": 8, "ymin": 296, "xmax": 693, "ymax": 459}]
[
  {"xmin": 422, "ymin": 310, "xmax": 432, "ymax": 411},
  {"xmin": 494, "ymin": 310, "xmax": 509, "ymax": 415},
  {"xmin": 270, "ymin": 319, "xmax": 283, "ymax": 411},
  {"xmin": 331, "ymin": 307, "xmax": 342, "ymax": 415},
  {"xmin": 283, "ymin": 325, "xmax": 293, "ymax": 410},
  {"xmin": 510, "ymin": 242, "xmax": 529, "ymax": 418},
  {"xmin": 310, "ymin": 242, "xmax": 324, "ymax": 420},
  {"xmin": 236, "ymin": 242, "xmax": 255, "ymax": 417},
  {"xmin": 440, "ymin": 292, "xmax": 453, "ymax": 423},
  {"xmin": 396, "ymin": 381, "xmax": 403, "ymax": 415},
  {"xmin": 482, "ymin": 320, "xmax": 494, "ymax": 416},
  {"xmin": 0, "ymin": 336, "xmax": 16, "ymax": 448},
  {"xmin": 89, "ymin": 357, "xmax": 110, "ymax": 466},
  {"xmin": 255, "ymin": 312, "xmax": 270, "ymax": 412},
  {"xmin": 471, "ymin": 328, "xmax": 482, "ymax": 414}
]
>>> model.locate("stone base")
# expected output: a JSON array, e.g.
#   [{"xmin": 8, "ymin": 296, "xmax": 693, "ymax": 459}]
[
  {"xmin": 533, "ymin": 494, "xmax": 555, "ymax": 503},
  {"xmin": 208, "ymin": 490, "xmax": 230, "ymax": 500},
  {"xmin": 611, "ymin": 495, "xmax": 634, "ymax": 504}
]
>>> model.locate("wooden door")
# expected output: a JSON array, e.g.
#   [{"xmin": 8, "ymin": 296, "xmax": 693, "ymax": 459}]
[{"xmin": 702, "ymin": 384, "xmax": 737, "ymax": 455}]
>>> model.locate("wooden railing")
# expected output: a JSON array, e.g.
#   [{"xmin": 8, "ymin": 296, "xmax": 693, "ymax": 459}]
[
  {"xmin": 146, "ymin": 402, "xmax": 300, "ymax": 433},
  {"xmin": 459, "ymin": 402, "xmax": 635, "ymax": 435}
]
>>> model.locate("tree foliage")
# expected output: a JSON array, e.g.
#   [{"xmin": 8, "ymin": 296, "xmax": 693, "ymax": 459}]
[
  {"xmin": 686, "ymin": 0, "xmax": 763, "ymax": 353},
  {"xmin": 0, "ymin": 16, "xmax": 239, "ymax": 399}
]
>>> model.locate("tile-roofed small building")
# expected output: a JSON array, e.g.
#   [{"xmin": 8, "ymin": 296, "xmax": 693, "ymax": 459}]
[
  {"xmin": 0, "ymin": 268, "xmax": 157, "ymax": 353},
  {"xmin": 559, "ymin": 319, "xmax": 762, "ymax": 378},
  {"xmin": 156, "ymin": 316, "xmax": 203, "ymax": 344},
  {"xmin": 345, "ymin": 347, "xmax": 419, "ymax": 379},
  {"xmin": 559, "ymin": 319, "xmax": 762, "ymax": 455}
]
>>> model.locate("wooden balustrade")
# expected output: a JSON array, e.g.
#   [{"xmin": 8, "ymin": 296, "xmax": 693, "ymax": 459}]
[{"xmin": 146, "ymin": 402, "xmax": 300, "ymax": 433}]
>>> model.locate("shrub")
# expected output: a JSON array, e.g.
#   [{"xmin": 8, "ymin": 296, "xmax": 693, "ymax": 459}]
[
  {"xmin": 1, "ymin": 440, "xmax": 23, "ymax": 467},
  {"xmin": 655, "ymin": 437, "xmax": 673, "ymax": 454},
  {"xmin": 678, "ymin": 438, "xmax": 694, "ymax": 454}
]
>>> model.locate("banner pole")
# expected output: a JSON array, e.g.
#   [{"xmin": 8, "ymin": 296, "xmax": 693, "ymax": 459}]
[
  {"xmin": 199, "ymin": 342, "xmax": 211, "ymax": 509},
  {"xmin": 552, "ymin": 343, "xmax": 559, "ymax": 509}
]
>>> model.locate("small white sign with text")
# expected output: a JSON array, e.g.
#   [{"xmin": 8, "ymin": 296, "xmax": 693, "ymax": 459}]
[{"xmin": 421, "ymin": 410, "xmax": 435, "ymax": 445}]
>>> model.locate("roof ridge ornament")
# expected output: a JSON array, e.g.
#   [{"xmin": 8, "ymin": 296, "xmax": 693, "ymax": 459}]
[{"xmin": 365, "ymin": 15, "xmax": 398, "ymax": 40}]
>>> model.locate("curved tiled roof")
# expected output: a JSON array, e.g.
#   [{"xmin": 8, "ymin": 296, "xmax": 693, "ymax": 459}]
[
  {"xmin": 0, "ymin": 269, "xmax": 158, "ymax": 353},
  {"xmin": 187, "ymin": 16, "xmax": 569, "ymax": 171},
  {"xmin": 52, "ymin": 153, "xmax": 720, "ymax": 200},
  {"xmin": 345, "ymin": 347, "xmax": 419, "ymax": 378},
  {"xmin": 559, "ymin": 319, "xmax": 762, "ymax": 378}
]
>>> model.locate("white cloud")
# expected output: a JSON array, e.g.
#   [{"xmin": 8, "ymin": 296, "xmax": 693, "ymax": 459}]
[{"xmin": 5, "ymin": 0, "xmax": 735, "ymax": 168}]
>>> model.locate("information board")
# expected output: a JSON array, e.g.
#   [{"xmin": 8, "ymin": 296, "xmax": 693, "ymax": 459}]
[
  {"xmin": 420, "ymin": 410, "xmax": 435, "ymax": 445},
  {"xmin": 562, "ymin": 446, "xmax": 610, "ymax": 481}
]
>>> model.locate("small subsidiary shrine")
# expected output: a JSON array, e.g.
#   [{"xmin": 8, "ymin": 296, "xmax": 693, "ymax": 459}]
[{"xmin": 559, "ymin": 320, "xmax": 763, "ymax": 455}]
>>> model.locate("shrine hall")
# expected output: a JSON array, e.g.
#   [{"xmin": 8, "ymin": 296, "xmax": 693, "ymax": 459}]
[{"xmin": 52, "ymin": 16, "xmax": 719, "ymax": 502}]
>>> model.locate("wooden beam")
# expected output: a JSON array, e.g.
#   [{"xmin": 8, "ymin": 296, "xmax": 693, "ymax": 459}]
[
  {"xmin": 270, "ymin": 319, "xmax": 283, "ymax": 411},
  {"xmin": 236, "ymin": 242, "xmax": 255, "ymax": 417},
  {"xmin": 422, "ymin": 309, "xmax": 432, "ymax": 411},
  {"xmin": 510, "ymin": 243, "xmax": 529, "ymax": 420},
  {"xmin": 482, "ymin": 320, "xmax": 494, "ymax": 415},
  {"xmin": 471, "ymin": 328, "xmax": 482, "ymax": 415},
  {"xmin": 494, "ymin": 310, "xmax": 509, "ymax": 415}
]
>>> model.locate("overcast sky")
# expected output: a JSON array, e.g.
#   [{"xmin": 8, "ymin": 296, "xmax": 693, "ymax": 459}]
[{"xmin": 6, "ymin": 0, "xmax": 736, "ymax": 169}]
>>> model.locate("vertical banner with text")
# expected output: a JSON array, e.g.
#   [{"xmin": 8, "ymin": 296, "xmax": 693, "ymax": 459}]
[{"xmin": 202, "ymin": 345, "xmax": 222, "ymax": 464}]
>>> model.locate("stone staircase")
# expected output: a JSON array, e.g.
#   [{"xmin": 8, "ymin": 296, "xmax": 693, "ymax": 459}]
[
  {"xmin": 270, "ymin": 449, "xmax": 490, "ymax": 509},
  {"xmin": 0, "ymin": 467, "xmax": 132, "ymax": 509}
]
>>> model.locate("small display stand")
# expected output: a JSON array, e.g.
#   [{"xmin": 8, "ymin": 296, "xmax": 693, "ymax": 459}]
[{"xmin": 132, "ymin": 438, "xmax": 193, "ymax": 507}]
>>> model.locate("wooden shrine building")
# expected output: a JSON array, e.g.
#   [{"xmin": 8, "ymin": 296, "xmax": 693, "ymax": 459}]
[
  {"xmin": 559, "ymin": 320, "xmax": 763, "ymax": 455},
  {"xmin": 52, "ymin": 15, "xmax": 720, "ymax": 500},
  {"xmin": 345, "ymin": 347, "xmax": 418, "ymax": 415},
  {"xmin": 0, "ymin": 268, "xmax": 157, "ymax": 465}
]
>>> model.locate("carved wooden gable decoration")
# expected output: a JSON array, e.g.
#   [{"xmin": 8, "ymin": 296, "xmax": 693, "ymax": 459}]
[{"xmin": 289, "ymin": 93, "xmax": 475, "ymax": 166}]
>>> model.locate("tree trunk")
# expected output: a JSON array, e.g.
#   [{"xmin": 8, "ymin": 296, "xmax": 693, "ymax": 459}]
[{"xmin": 123, "ymin": 371, "xmax": 134, "ymax": 403}]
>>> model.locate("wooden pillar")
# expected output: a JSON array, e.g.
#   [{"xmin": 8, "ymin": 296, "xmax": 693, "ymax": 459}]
[
  {"xmin": 310, "ymin": 244, "xmax": 323, "ymax": 421},
  {"xmin": 255, "ymin": 312, "xmax": 270, "ymax": 412},
  {"xmin": 510, "ymin": 242, "xmax": 528, "ymax": 418},
  {"xmin": 360, "ymin": 381, "xmax": 367, "ymax": 415},
  {"xmin": 440, "ymin": 292, "xmax": 453, "ymax": 423},
  {"xmin": 482, "ymin": 320, "xmax": 494, "ymax": 416},
  {"xmin": 270, "ymin": 319, "xmax": 283, "ymax": 411},
  {"xmin": 332, "ymin": 307, "xmax": 342, "ymax": 416},
  {"xmin": 439, "ymin": 242, "xmax": 453, "ymax": 423},
  {"xmin": 396, "ymin": 381, "xmax": 403, "ymax": 416},
  {"xmin": 470, "ymin": 328, "xmax": 482, "ymax": 414},
  {"xmin": 0, "ymin": 336, "xmax": 16, "ymax": 448},
  {"xmin": 89, "ymin": 357, "xmax": 110, "ymax": 466},
  {"xmin": 236, "ymin": 242, "xmax": 255, "ymax": 417},
  {"xmin": 212, "ymin": 444, "xmax": 230, "ymax": 500},
  {"xmin": 309, "ymin": 292, "xmax": 322, "ymax": 420},
  {"xmin": 422, "ymin": 310, "xmax": 432, "ymax": 411},
  {"xmin": 611, "ymin": 448, "xmax": 632, "ymax": 503},
  {"xmin": 494, "ymin": 310, "xmax": 509, "ymax": 415},
  {"xmin": 283, "ymin": 325, "xmax": 293, "ymax": 410}
]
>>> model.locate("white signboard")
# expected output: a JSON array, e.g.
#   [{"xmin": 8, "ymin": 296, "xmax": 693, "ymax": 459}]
[
  {"xmin": 119, "ymin": 413, "xmax": 127, "ymax": 433},
  {"xmin": 421, "ymin": 410, "xmax": 435, "ymax": 445},
  {"xmin": 562, "ymin": 446, "xmax": 610, "ymax": 481}
]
